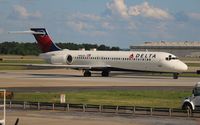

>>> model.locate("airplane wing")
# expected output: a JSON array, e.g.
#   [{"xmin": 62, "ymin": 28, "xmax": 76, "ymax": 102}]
[
  {"xmin": 0, "ymin": 63, "xmax": 111, "ymax": 70},
  {"xmin": 25, "ymin": 64, "xmax": 111, "ymax": 70}
]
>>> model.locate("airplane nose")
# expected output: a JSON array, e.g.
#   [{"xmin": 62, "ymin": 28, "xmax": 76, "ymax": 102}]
[
  {"xmin": 184, "ymin": 63, "xmax": 188, "ymax": 71},
  {"xmin": 176, "ymin": 62, "xmax": 188, "ymax": 72}
]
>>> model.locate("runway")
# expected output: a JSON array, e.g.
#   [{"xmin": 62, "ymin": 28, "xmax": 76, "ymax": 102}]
[{"xmin": 0, "ymin": 69, "xmax": 199, "ymax": 90}]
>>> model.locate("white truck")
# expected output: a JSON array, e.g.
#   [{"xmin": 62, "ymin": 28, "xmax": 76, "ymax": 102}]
[{"xmin": 182, "ymin": 82, "xmax": 200, "ymax": 111}]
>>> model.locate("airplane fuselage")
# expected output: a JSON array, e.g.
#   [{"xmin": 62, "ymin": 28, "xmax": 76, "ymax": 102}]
[{"xmin": 40, "ymin": 49, "xmax": 188, "ymax": 73}]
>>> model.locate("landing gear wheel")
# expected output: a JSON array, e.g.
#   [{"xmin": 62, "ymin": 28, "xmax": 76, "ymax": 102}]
[
  {"xmin": 84, "ymin": 70, "xmax": 91, "ymax": 77},
  {"xmin": 182, "ymin": 103, "xmax": 192, "ymax": 115},
  {"xmin": 173, "ymin": 73, "xmax": 179, "ymax": 79},
  {"xmin": 101, "ymin": 70, "xmax": 109, "ymax": 77}
]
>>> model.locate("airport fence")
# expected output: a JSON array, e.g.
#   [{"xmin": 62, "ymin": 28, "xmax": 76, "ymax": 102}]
[{"xmin": 1, "ymin": 100, "xmax": 200, "ymax": 118}]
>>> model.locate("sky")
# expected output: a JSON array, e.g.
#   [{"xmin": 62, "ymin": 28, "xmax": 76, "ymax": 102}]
[{"xmin": 0, "ymin": 0, "xmax": 200, "ymax": 48}]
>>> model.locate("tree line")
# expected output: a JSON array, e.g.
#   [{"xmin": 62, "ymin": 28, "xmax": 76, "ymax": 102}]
[{"xmin": 0, "ymin": 41, "xmax": 120, "ymax": 55}]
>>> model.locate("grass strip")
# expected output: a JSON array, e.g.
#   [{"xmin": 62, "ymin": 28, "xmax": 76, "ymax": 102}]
[
  {"xmin": 13, "ymin": 90, "xmax": 191, "ymax": 108},
  {"xmin": 0, "ymin": 59, "xmax": 45, "ymax": 70},
  {"xmin": 186, "ymin": 63, "xmax": 200, "ymax": 67}
]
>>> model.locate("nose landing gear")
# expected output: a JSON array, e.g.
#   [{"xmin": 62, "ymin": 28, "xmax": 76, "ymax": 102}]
[{"xmin": 173, "ymin": 73, "xmax": 179, "ymax": 79}]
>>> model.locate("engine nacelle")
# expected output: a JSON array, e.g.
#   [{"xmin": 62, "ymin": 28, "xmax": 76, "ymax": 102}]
[{"xmin": 50, "ymin": 55, "xmax": 73, "ymax": 65}]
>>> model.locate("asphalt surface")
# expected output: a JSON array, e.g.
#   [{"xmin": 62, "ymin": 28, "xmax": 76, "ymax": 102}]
[
  {"xmin": 0, "ymin": 69, "xmax": 199, "ymax": 92},
  {"xmin": 5, "ymin": 110, "xmax": 200, "ymax": 125}
]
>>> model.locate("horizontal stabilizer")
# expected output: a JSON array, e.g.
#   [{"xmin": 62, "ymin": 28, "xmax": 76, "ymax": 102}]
[
  {"xmin": 8, "ymin": 31, "xmax": 45, "ymax": 35},
  {"xmin": 9, "ymin": 28, "xmax": 61, "ymax": 53}
]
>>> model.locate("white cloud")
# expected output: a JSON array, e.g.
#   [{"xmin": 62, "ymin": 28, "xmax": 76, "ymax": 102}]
[
  {"xmin": 14, "ymin": 5, "xmax": 29, "ymax": 18},
  {"xmin": 128, "ymin": 2, "xmax": 172, "ymax": 20},
  {"xmin": 66, "ymin": 13, "xmax": 110, "ymax": 37},
  {"xmin": 66, "ymin": 1, "xmax": 173, "ymax": 36},
  {"xmin": 67, "ymin": 13, "xmax": 117, "ymax": 35},
  {"xmin": 106, "ymin": 0, "xmax": 172, "ymax": 20},
  {"xmin": 106, "ymin": 0, "xmax": 129, "ymax": 18},
  {"xmin": 66, "ymin": 1, "xmax": 175, "ymax": 41},
  {"xmin": 80, "ymin": 14, "xmax": 101, "ymax": 21},
  {"xmin": 67, "ymin": 20, "xmax": 107, "ymax": 37},
  {"xmin": 12, "ymin": 5, "xmax": 41, "ymax": 19},
  {"xmin": 67, "ymin": 20, "xmax": 94, "ymax": 32},
  {"xmin": 70, "ymin": 13, "xmax": 102, "ymax": 22}
]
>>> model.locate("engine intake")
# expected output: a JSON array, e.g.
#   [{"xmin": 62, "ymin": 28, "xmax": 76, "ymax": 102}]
[
  {"xmin": 50, "ymin": 55, "xmax": 73, "ymax": 65},
  {"xmin": 66, "ymin": 55, "xmax": 73, "ymax": 64}
]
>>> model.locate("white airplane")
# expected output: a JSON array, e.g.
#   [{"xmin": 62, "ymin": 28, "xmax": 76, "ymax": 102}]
[{"xmin": 10, "ymin": 28, "xmax": 188, "ymax": 79}]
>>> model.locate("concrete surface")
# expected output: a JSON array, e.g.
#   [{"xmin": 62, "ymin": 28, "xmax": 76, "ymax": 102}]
[{"xmin": 0, "ymin": 69, "xmax": 199, "ymax": 88}]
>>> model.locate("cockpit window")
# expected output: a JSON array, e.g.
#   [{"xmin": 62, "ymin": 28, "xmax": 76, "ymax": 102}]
[{"xmin": 165, "ymin": 55, "xmax": 179, "ymax": 61}]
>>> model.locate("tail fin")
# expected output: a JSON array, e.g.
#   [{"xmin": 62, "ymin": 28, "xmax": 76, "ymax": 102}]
[{"xmin": 30, "ymin": 28, "xmax": 61, "ymax": 53}]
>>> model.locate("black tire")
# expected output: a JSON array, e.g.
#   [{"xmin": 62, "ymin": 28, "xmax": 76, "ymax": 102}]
[
  {"xmin": 173, "ymin": 73, "xmax": 179, "ymax": 79},
  {"xmin": 101, "ymin": 70, "xmax": 109, "ymax": 77},
  {"xmin": 182, "ymin": 103, "xmax": 192, "ymax": 111},
  {"xmin": 84, "ymin": 70, "xmax": 91, "ymax": 77}
]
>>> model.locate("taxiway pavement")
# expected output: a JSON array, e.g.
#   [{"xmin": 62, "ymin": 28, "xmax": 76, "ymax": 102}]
[{"xmin": 0, "ymin": 69, "xmax": 199, "ymax": 89}]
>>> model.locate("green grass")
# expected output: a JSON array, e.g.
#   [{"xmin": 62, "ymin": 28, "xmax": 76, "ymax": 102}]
[
  {"xmin": 0, "ymin": 66, "xmax": 27, "ymax": 70},
  {"xmin": 186, "ymin": 63, "xmax": 200, "ymax": 67},
  {"xmin": 0, "ymin": 55, "xmax": 40, "ymax": 59},
  {"xmin": 13, "ymin": 90, "xmax": 191, "ymax": 108},
  {"xmin": 180, "ymin": 57, "xmax": 200, "ymax": 61},
  {"xmin": 0, "ymin": 59, "xmax": 45, "ymax": 70},
  {"xmin": 180, "ymin": 73, "xmax": 200, "ymax": 77},
  {"xmin": 0, "ymin": 59, "xmax": 45, "ymax": 64}
]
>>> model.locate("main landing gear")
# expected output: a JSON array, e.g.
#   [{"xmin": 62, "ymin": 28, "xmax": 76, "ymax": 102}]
[
  {"xmin": 83, "ymin": 70, "xmax": 110, "ymax": 77},
  {"xmin": 83, "ymin": 70, "xmax": 91, "ymax": 77},
  {"xmin": 173, "ymin": 73, "xmax": 179, "ymax": 79},
  {"xmin": 101, "ymin": 70, "xmax": 110, "ymax": 77}
]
